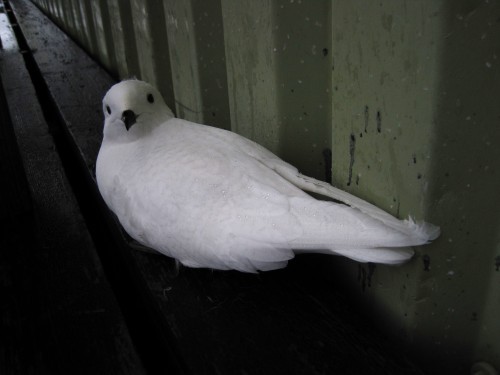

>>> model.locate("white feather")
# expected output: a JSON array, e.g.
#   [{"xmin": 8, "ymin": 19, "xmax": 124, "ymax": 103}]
[{"xmin": 96, "ymin": 80, "xmax": 440, "ymax": 272}]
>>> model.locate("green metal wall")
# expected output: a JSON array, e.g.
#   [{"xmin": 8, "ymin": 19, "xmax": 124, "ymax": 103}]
[{"xmin": 30, "ymin": 0, "xmax": 500, "ymax": 373}]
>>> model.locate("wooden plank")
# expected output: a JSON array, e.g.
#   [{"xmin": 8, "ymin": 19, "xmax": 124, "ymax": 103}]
[
  {"xmin": 0, "ymin": 8, "xmax": 32, "ymax": 228},
  {"xmin": 0, "ymin": 8, "xmax": 146, "ymax": 374},
  {"xmin": 8, "ymin": 0, "xmax": 427, "ymax": 373}
]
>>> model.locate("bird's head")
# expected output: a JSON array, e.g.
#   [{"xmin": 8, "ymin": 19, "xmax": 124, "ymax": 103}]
[{"xmin": 102, "ymin": 79, "xmax": 174, "ymax": 142}]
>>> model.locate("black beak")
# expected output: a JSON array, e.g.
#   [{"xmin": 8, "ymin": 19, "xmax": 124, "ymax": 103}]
[{"xmin": 121, "ymin": 110, "xmax": 137, "ymax": 131}]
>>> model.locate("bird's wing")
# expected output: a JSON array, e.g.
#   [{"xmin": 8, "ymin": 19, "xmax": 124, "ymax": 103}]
[
  {"xmin": 218, "ymin": 129, "xmax": 440, "ymax": 242},
  {"xmin": 276, "ymin": 167, "xmax": 440, "ymax": 242}
]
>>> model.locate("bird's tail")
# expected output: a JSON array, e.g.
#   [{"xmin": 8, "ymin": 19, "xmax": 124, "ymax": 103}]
[
  {"xmin": 330, "ymin": 247, "xmax": 415, "ymax": 265},
  {"xmin": 275, "ymin": 166, "xmax": 440, "ymax": 243},
  {"xmin": 271, "ymin": 168, "xmax": 440, "ymax": 265},
  {"xmin": 289, "ymin": 203, "xmax": 435, "ymax": 265},
  {"xmin": 328, "ymin": 217, "xmax": 438, "ymax": 264}
]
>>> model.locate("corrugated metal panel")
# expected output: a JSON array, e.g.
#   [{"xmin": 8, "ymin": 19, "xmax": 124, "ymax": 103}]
[{"xmin": 29, "ymin": 0, "xmax": 500, "ymax": 373}]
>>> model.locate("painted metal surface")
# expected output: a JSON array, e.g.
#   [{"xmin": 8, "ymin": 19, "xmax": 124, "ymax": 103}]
[
  {"xmin": 29, "ymin": 0, "xmax": 500, "ymax": 373},
  {"xmin": 330, "ymin": 2, "xmax": 500, "ymax": 373}
]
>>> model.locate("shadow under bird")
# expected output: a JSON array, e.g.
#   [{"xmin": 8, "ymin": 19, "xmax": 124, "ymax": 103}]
[{"xmin": 96, "ymin": 80, "xmax": 440, "ymax": 273}]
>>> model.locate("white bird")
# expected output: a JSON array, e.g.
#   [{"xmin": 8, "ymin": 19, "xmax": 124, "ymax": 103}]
[{"xmin": 96, "ymin": 80, "xmax": 440, "ymax": 273}]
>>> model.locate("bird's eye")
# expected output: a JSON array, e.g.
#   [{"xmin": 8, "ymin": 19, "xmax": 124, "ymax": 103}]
[
  {"xmin": 147, "ymin": 93, "xmax": 154, "ymax": 103},
  {"xmin": 106, "ymin": 105, "xmax": 111, "ymax": 115}
]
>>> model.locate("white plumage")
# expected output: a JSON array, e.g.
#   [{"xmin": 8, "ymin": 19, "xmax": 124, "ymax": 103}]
[{"xmin": 96, "ymin": 80, "xmax": 440, "ymax": 273}]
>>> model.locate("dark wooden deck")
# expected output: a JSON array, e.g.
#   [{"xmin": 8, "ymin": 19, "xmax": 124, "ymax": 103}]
[
  {"xmin": 0, "ymin": 2, "xmax": 146, "ymax": 374},
  {"xmin": 1, "ymin": 0, "xmax": 427, "ymax": 373}
]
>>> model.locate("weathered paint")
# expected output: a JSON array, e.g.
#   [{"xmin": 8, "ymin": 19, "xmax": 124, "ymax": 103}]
[
  {"xmin": 220, "ymin": 0, "xmax": 331, "ymax": 178},
  {"xmin": 331, "ymin": 1, "xmax": 500, "ymax": 373},
  {"xmin": 220, "ymin": 0, "xmax": 281, "ymax": 152},
  {"xmin": 89, "ymin": 0, "xmax": 116, "ymax": 72},
  {"xmin": 130, "ymin": 0, "xmax": 175, "ymax": 111},
  {"xmin": 106, "ymin": 0, "xmax": 140, "ymax": 78},
  {"xmin": 164, "ymin": 0, "xmax": 230, "ymax": 128}
]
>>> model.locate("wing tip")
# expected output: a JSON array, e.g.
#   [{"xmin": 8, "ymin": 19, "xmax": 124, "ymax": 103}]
[
  {"xmin": 405, "ymin": 216, "xmax": 441, "ymax": 242},
  {"xmin": 332, "ymin": 247, "xmax": 415, "ymax": 265}
]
